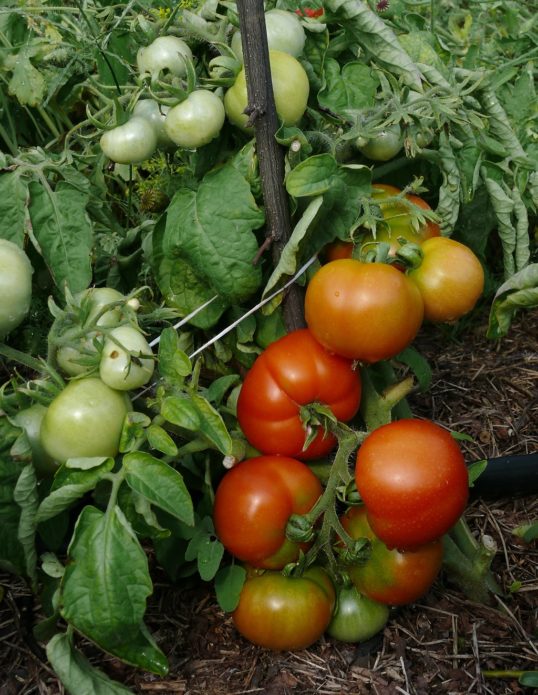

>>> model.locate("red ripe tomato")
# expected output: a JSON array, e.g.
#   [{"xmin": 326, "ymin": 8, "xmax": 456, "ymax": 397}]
[
  {"xmin": 408, "ymin": 237, "xmax": 484, "ymax": 322},
  {"xmin": 304, "ymin": 260, "xmax": 424, "ymax": 363},
  {"xmin": 213, "ymin": 455, "xmax": 322, "ymax": 569},
  {"xmin": 341, "ymin": 506, "xmax": 444, "ymax": 605},
  {"xmin": 237, "ymin": 329, "xmax": 361, "ymax": 459},
  {"xmin": 355, "ymin": 419, "xmax": 469, "ymax": 549},
  {"xmin": 233, "ymin": 566, "xmax": 335, "ymax": 650}
]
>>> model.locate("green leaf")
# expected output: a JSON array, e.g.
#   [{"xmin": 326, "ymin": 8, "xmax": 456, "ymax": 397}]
[
  {"xmin": 468, "ymin": 459, "xmax": 487, "ymax": 487},
  {"xmin": 7, "ymin": 51, "xmax": 46, "ymax": 107},
  {"xmin": 158, "ymin": 328, "xmax": 192, "ymax": 381},
  {"xmin": 47, "ymin": 632, "xmax": 135, "ymax": 695},
  {"xmin": 264, "ymin": 197, "xmax": 324, "ymax": 296},
  {"xmin": 161, "ymin": 164, "xmax": 264, "ymax": 303},
  {"xmin": 487, "ymin": 264, "xmax": 538, "ymax": 338},
  {"xmin": 28, "ymin": 180, "xmax": 93, "ymax": 293},
  {"xmin": 0, "ymin": 456, "xmax": 31, "ymax": 577},
  {"xmin": 214, "ymin": 564, "xmax": 246, "ymax": 612},
  {"xmin": 61, "ymin": 505, "xmax": 166, "ymax": 674},
  {"xmin": 190, "ymin": 394, "xmax": 232, "ymax": 455},
  {"xmin": 185, "ymin": 518, "xmax": 224, "ymax": 581},
  {"xmin": 519, "ymin": 672, "xmax": 538, "ymax": 687},
  {"xmin": 0, "ymin": 172, "xmax": 28, "ymax": 245},
  {"xmin": 118, "ymin": 486, "xmax": 171, "ymax": 541},
  {"xmin": 36, "ymin": 459, "xmax": 115, "ymax": 523},
  {"xmin": 123, "ymin": 452, "xmax": 194, "ymax": 526},
  {"xmin": 146, "ymin": 425, "xmax": 178, "ymax": 457},
  {"xmin": 205, "ymin": 375, "xmax": 240, "ymax": 405},
  {"xmin": 161, "ymin": 396, "xmax": 201, "ymax": 430},
  {"xmin": 286, "ymin": 154, "xmax": 339, "ymax": 197},
  {"xmin": 318, "ymin": 60, "xmax": 379, "ymax": 117},
  {"xmin": 394, "ymin": 346, "xmax": 432, "ymax": 393},
  {"xmin": 13, "ymin": 464, "xmax": 39, "ymax": 588}
]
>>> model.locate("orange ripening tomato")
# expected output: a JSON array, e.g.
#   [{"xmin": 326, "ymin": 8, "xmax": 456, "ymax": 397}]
[
  {"xmin": 341, "ymin": 506, "xmax": 444, "ymax": 606},
  {"xmin": 361, "ymin": 184, "xmax": 440, "ymax": 255},
  {"xmin": 237, "ymin": 329, "xmax": 361, "ymax": 459},
  {"xmin": 408, "ymin": 237, "xmax": 485, "ymax": 322},
  {"xmin": 213, "ymin": 455, "xmax": 322, "ymax": 569},
  {"xmin": 304, "ymin": 259, "xmax": 424, "ymax": 363}
]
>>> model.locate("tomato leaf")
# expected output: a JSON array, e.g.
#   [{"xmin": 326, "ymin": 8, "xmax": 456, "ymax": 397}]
[
  {"xmin": 286, "ymin": 154, "xmax": 338, "ymax": 197},
  {"xmin": 185, "ymin": 517, "xmax": 224, "ymax": 581},
  {"xmin": 46, "ymin": 632, "xmax": 135, "ymax": 695},
  {"xmin": 28, "ymin": 180, "xmax": 93, "ymax": 293},
  {"xmin": 13, "ymin": 463, "xmax": 39, "ymax": 589},
  {"xmin": 123, "ymin": 452, "xmax": 194, "ymax": 526},
  {"xmin": 146, "ymin": 425, "xmax": 179, "ymax": 457},
  {"xmin": 157, "ymin": 328, "xmax": 192, "ymax": 381},
  {"xmin": 394, "ymin": 346, "xmax": 432, "ymax": 392},
  {"xmin": 159, "ymin": 164, "xmax": 264, "ymax": 304},
  {"xmin": 161, "ymin": 396, "xmax": 201, "ymax": 430},
  {"xmin": 36, "ymin": 459, "xmax": 115, "ymax": 523},
  {"xmin": 61, "ymin": 505, "xmax": 167, "ymax": 674},
  {"xmin": 0, "ymin": 171, "xmax": 28, "ymax": 246},
  {"xmin": 118, "ymin": 486, "xmax": 171, "ymax": 541},
  {"xmin": 6, "ymin": 50, "xmax": 46, "ymax": 107},
  {"xmin": 214, "ymin": 564, "xmax": 247, "ymax": 612},
  {"xmin": 190, "ymin": 394, "xmax": 233, "ymax": 455},
  {"xmin": 519, "ymin": 672, "xmax": 538, "ymax": 687},
  {"xmin": 487, "ymin": 263, "xmax": 538, "ymax": 338},
  {"xmin": 318, "ymin": 60, "xmax": 379, "ymax": 118}
]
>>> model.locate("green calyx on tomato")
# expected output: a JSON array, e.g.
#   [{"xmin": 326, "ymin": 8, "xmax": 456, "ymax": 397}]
[
  {"xmin": 406, "ymin": 237, "xmax": 485, "ymax": 323},
  {"xmin": 305, "ymin": 259, "xmax": 424, "ymax": 363},
  {"xmin": 236, "ymin": 329, "xmax": 362, "ymax": 460},
  {"xmin": 341, "ymin": 506, "xmax": 444, "ymax": 606},
  {"xmin": 233, "ymin": 566, "xmax": 335, "ymax": 650},
  {"xmin": 224, "ymin": 50, "xmax": 309, "ymax": 130},
  {"xmin": 326, "ymin": 584, "xmax": 389, "ymax": 643},
  {"xmin": 164, "ymin": 90, "xmax": 225, "ymax": 149},
  {"xmin": 355, "ymin": 418, "xmax": 469, "ymax": 550},
  {"xmin": 213, "ymin": 455, "xmax": 322, "ymax": 569},
  {"xmin": 40, "ymin": 378, "xmax": 130, "ymax": 463},
  {"xmin": 0, "ymin": 239, "xmax": 33, "ymax": 340}
]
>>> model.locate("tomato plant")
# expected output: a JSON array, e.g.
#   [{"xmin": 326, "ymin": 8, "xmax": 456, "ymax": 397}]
[
  {"xmin": 40, "ymin": 378, "xmax": 130, "ymax": 463},
  {"xmin": 213, "ymin": 455, "xmax": 322, "ymax": 568},
  {"xmin": 355, "ymin": 419, "xmax": 469, "ymax": 549},
  {"xmin": 231, "ymin": 9, "xmax": 306, "ymax": 60},
  {"xmin": 136, "ymin": 35, "xmax": 193, "ymax": 80},
  {"xmin": 341, "ymin": 506, "xmax": 444, "ymax": 605},
  {"xmin": 304, "ymin": 259, "xmax": 424, "ymax": 363},
  {"xmin": 236, "ymin": 329, "xmax": 362, "ymax": 459},
  {"xmin": 233, "ymin": 566, "xmax": 335, "ymax": 650},
  {"xmin": 407, "ymin": 237, "xmax": 485, "ymax": 322},
  {"xmin": 326, "ymin": 584, "xmax": 389, "ymax": 642},
  {"xmin": 99, "ymin": 325, "xmax": 155, "ymax": 391},
  {"xmin": 224, "ymin": 50, "xmax": 309, "ymax": 129},
  {"xmin": 0, "ymin": 239, "xmax": 33, "ymax": 339},
  {"xmin": 164, "ymin": 90, "xmax": 225, "ymax": 149},
  {"xmin": 100, "ymin": 118, "xmax": 158, "ymax": 164}
]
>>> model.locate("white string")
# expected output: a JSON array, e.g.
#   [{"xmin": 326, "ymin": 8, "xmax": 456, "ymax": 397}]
[
  {"xmin": 188, "ymin": 254, "xmax": 318, "ymax": 360},
  {"xmin": 148, "ymin": 294, "xmax": 219, "ymax": 348}
]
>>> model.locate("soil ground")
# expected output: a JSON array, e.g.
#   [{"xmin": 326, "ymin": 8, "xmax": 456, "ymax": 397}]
[{"xmin": 1, "ymin": 311, "xmax": 537, "ymax": 695}]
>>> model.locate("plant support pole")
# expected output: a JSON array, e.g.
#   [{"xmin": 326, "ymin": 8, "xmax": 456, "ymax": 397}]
[{"xmin": 236, "ymin": 0, "xmax": 306, "ymax": 331}]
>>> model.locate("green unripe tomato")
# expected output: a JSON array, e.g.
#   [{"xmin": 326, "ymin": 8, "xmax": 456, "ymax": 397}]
[
  {"xmin": 0, "ymin": 239, "xmax": 33, "ymax": 339},
  {"xmin": 100, "ymin": 117, "xmax": 158, "ymax": 164},
  {"xmin": 224, "ymin": 50, "xmax": 309, "ymax": 130},
  {"xmin": 356, "ymin": 124, "xmax": 403, "ymax": 162},
  {"xmin": 164, "ymin": 90, "xmax": 225, "ymax": 149},
  {"xmin": 13, "ymin": 404, "xmax": 58, "ymax": 477},
  {"xmin": 76, "ymin": 287, "xmax": 124, "ymax": 327},
  {"xmin": 231, "ymin": 9, "xmax": 306, "ymax": 61},
  {"xmin": 133, "ymin": 99, "xmax": 172, "ymax": 147},
  {"xmin": 99, "ymin": 325, "xmax": 155, "ymax": 391},
  {"xmin": 326, "ymin": 585, "xmax": 390, "ymax": 643},
  {"xmin": 40, "ymin": 378, "xmax": 129, "ymax": 463},
  {"xmin": 136, "ymin": 35, "xmax": 192, "ymax": 80}
]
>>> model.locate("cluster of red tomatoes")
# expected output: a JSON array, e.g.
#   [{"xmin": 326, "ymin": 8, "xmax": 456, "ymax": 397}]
[{"xmin": 212, "ymin": 186, "xmax": 479, "ymax": 650}]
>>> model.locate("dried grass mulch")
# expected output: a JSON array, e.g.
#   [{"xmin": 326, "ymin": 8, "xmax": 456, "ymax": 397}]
[{"xmin": 1, "ymin": 312, "xmax": 537, "ymax": 695}]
